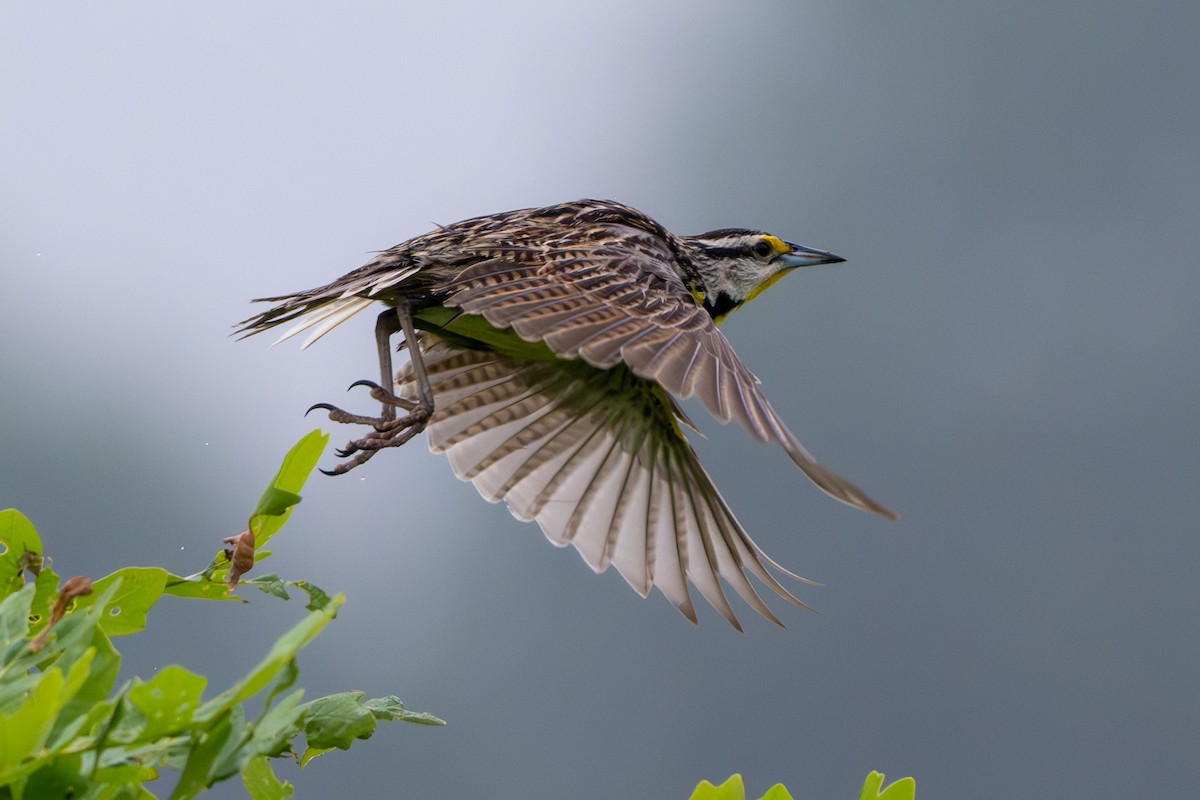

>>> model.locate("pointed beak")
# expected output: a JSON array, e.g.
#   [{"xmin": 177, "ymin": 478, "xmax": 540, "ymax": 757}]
[{"xmin": 779, "ymin": 242, "xmax": 846, "ymax": 269}]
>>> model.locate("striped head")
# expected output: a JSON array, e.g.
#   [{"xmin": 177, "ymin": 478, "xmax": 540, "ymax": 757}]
[{"xmin": 680, "ymin": 228, "xmax": 845, "ymax": 323}]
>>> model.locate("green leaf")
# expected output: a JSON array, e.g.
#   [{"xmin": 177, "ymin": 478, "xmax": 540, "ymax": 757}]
[
  {"xmin": 58, "ymin": 646, "xmax": 97, "ymax": 707},
  {"xmin": 126, "ymin": 666, "xmax": 208, "ymax": 742},
  {"xmin": 0, "ymin": 652, "xmax": 96, "ymax": 780},
  {"xmin": 21, "ymin": 753, "xmax": 87, "ymax": 799},
  {"xmin": 1, "ymin": 582, "xmax": 118, "ymax": 705},
  {"xmin": 207, "ymin": 704, "xmax": 254, "ymax": 785},
  {"xmin": 295, "ymin": 693, "xmax": 445, "ymax": 765},
  {"xmin": 0, "ymin": 665, "xmax": 66, "ymax": 773},
  {"xmin": 262, "ymin": 430, "xmax": 328, "ymax": 499},
  {"xmin": 249, "ymin": 430, "xmax": 328, "ymax": 548},
  {"xmin": 0, "ymin": 469, "xmax": 452, "ymax": 798},
  {"xmin": 297, "ymin": 745, "xmax": 331, "ymax": 767},
  {"xmin": 298, "ymin": 692, "xmax": 377, "ymax": 751},
  {"xmin": 0, "ymin": 672, "xmax": 41, "ymax": 717},
  {"xmin": 19, "ymin": 583, "xmax": 124, "ymax": 747},
  {"xmin": 243, "ymin": 687, "xmax": 306, "ymax": 761},
  {"xmin": 241, "ymin": 577, "xmax": 332, "ymax": 611},
  {"xmin": 0, "ymin": 581, "xmax": 36, "ymax": 656},
  {"xmin": 261, "ymin": 656, "xmax": 300, "ymax": 715},
  {"xmin": 363, "ymin": 695, "xmax": 446, "ymax": 726},
  {"xmin": 293, "ymin": 581, "xmax": 330, "ymax": 612},
  {"xmin": 55, "ymin": 625, "xmax": 122, "ymax": 732},
  {"xmin": 74, "ymin": 568, "xmax": 168, "ymax": 636},
  {"xmin": 254, "ymin": 489, "xmax": 303, "ymax": 520},
  {"xmin": 759, "ymin": 784, "xmax": 794, "ymax": 800},
  {"xmin": 246, "ymin": 574, "xmax": 291, "ymax": 601},
  {"xmin": 0, "ymin": 509, "xmax": 40, "ymax": 599},
  {"xmin": 858, "ymin": 771, "xmax": 916, "ymax": 800},
  {"xmin": 690, "ymin": 774, "xmax": 746, "ymax": 800},
  {"xmin": 28, "ymin": 566, "xmax": 61, "ymax": 635},
  {"xmin": 162, "ymin": 572, "xmax": 236, "ymax": 601},
  {"xmin": 91, "ymin": 763, "xmax": 160, "ymax": 797},
  {"xmin": 169, "ymin": 709, "xmax": 235, "ymax": 800},
  {"xmin": 242, "ymin": 754, "xmax": 294, "ymax": 800}
]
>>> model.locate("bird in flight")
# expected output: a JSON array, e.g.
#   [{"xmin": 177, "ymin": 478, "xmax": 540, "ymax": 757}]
[{"xmin": 236, "ymin": 199, "xmax": 895, "ymax": 629}]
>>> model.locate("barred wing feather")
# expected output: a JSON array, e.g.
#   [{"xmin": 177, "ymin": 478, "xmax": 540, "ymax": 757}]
[
  {"xmin": 395, "ymin": 335, "xmax": 813, "ymax": 629},
  {"xmin": 439, "ymin": 242, "xmax": 895, "ymax": 520}
]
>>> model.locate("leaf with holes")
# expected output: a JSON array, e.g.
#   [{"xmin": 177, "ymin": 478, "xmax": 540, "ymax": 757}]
[
  {"xmin": 28, "ymin": 567, "xmax": 61, "ymax": 636},
  {"xmin": 293, "ymin": 581, "xmax": 331, "ymax": 612},
  {"xmin": 244, "ymin": 574, "xmax": 291, "ymax": 601},
  {"xmin": 126, "ymin": 665, "xmax": 208, "ymax": 743},
  {"xmin": 162, "ymin": 571, "xmax": 237, "ymax": 601},
  {"xmin": 73, "ymin": 568, "xmax": 168, "ymax": 636},
  {"xmin": 0, "ymin": 509, "xmax": 41, "ymax": 598}
]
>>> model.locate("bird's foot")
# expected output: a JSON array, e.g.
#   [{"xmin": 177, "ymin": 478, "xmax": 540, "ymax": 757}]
[
  {"xmin": 308, "ymin": 406, "xmax": 433, "ymax": 474},
  {"xmin": 307, "ymin": 380, "xmax": 433, "ymax": 474}
]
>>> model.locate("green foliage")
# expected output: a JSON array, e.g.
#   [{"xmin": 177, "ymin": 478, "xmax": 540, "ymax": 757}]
[
  {"xmin": 0, "ymin": 431, "xmax": 443, "ymax": 799},
  {"xmin": 857, "ymin": 771, "xmax": 916, "ymax": 800},
  {"xmin": 1, "ymin": 426, "xmax": 917, "ymax": 797},
  {"xmin": 688, "ymin": 770, "xmax": 915, "ymax": 800}
]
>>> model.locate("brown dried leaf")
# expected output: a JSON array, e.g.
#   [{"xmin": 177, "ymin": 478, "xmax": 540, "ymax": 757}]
[{"xmin": 223, "ymin": 530, "xmax": 256, "ymax": 590}]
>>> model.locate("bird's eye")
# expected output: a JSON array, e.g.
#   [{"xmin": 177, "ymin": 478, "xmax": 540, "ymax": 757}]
[{"xmin": 752, "ymin": 240, "xmax": 774, "ymax": 259}]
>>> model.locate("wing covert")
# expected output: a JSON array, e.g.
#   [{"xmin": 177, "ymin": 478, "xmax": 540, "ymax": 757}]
[{"xmin": 436, "ymin": 235, "xmax": 896, "ymax": 520}]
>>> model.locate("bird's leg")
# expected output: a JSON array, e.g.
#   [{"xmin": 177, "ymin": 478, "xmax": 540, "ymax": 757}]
[
  {"xmin": 307, "ymin": 309, "xmax": 411, "ymax": 426},
  {"xmin": 310, "ymin": 301, "xmax": 436, "ymax": 475},
  {"xmin": 396, "ymin": 297, "xmax": 435, "ymax": 417},
  {"xmin": 313, "ymin": 310, "xmax": 418, "ymax": 423},
  {"xmin": 371, "ymin": 309, "xmax": 409, "ymax": 420}
]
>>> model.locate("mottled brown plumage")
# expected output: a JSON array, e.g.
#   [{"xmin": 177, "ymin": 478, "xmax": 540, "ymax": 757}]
[{"xmin": 237, "ymin": 199, "xmax": 894, "ymax": 628}]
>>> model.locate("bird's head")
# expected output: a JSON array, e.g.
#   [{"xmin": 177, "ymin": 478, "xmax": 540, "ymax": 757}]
[{"xmin": 680, "ymin": 228, "xmax": 845, "ymax": 323}]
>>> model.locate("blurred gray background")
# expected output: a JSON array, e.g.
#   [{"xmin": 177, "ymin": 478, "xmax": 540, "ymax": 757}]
[{"xmin": 2, "ymin": 2, "xmax": 1197, "ymax": 798}]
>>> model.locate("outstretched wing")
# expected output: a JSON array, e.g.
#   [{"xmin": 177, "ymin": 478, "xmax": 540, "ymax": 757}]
[
  {"xmin": 396, "ymin": 335, "xmax": 814, "ymax": 629},
  {"xmin": 438, "ymin": 229, "xmax": 896, "ymax": 520}
]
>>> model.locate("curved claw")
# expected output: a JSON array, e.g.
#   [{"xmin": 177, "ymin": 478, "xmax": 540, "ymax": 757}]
[
  {"xmin": 306, "ymin": 402, "xmax": 338, "ymax": 417},
  {"xmin": 348, "ymin": 379, "xmax": 383, "ymax": 392},
  {"xmin": 320, "ymin": 446, "xmax": 379, "ymax": 476}
]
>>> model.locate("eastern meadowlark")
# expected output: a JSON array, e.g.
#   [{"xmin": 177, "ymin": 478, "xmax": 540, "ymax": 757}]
[{"xmin": 236, "ymin": 199, "xmax": 895, "ymax": 628}]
